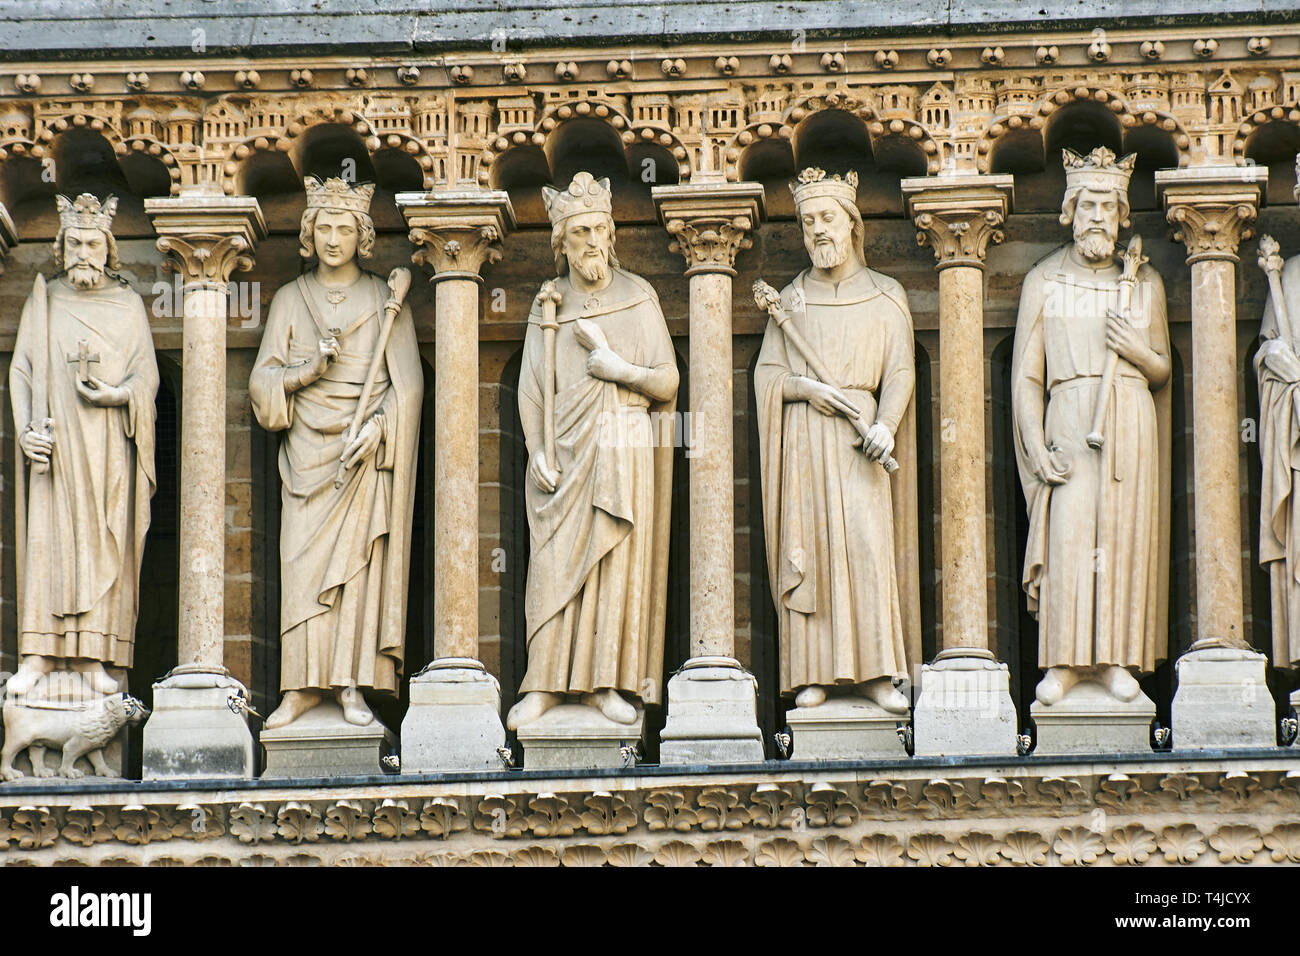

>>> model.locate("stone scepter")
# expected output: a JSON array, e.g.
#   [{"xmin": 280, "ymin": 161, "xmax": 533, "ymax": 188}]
[
  {"xmin": 1086, "ymin": 234, "xmax": 1147, "ymax": 450},
  {"xmin": 1258, "ymin": 234, "xmax": 1293, "ymax": 348}
]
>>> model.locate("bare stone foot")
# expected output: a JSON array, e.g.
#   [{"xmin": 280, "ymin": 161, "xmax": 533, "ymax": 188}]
[
  {"xmin": 581, "ymin": 689, "xmax": 637, "ymax": 724},
  {"xmin": 860, "ymin": 677, "xmax": 909, "ymax": 714},
  {"xmin": 70, "ymin": 660, "xmax": 119, "ymax": 696},
  {"xmin": 1102, "ymin": 665, "xmax": 1141, "ymax": 702},
  {"xmin": 264, "ymin": 690, "xmax": 322, "ymax": 730},
  {"xmin": 337, "ymin": 686, "xmax": 374, "ymax": 726},
  {"xmin": 1035, "ymin": 666, "xmax": 1077, "ymax": 706},
  {"xmin": 5, "ymin": 655, "xmax": 53, "ymax": 697},
  {"xmin": 794, "ymin": 685, "xmax": 827, "ymax": 708},
  {"xmin": 506, "ymin": 691, "xmax": 561, "ymax": 731}
]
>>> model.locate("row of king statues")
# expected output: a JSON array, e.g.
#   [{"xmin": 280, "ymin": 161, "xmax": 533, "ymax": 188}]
[{"xmin": 1, "ymin": 145, "xmax": 1295, "ymax": 779}]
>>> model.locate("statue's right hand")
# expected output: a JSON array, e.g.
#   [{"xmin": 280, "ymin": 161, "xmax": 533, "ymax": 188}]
[
  {"xmin": 309, "ymin": 337, "xmax": 340, "ymax": 379},
  {"xmin": 528, "ymin": 449, "xmax": 561, "ymax": 494},
  {"xmin": 20, "ymin": 422, "xmax": 53, "ymax": 466},
  {"xmin": 1263, "ymin": 338, "xmax": 1300, "ymax": 384},
  {"xmin": 797, "ymin": 378, "xmax": 860, "ymax": 418},
  {"xmin": 1030, "ymin": 442, "xmax": 1071, "ymax": 486}
]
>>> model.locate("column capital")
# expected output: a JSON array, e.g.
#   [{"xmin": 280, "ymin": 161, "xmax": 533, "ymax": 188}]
[
  {"xmin": 651, "ymin": 181, "xmax": 765, "ymax": 277},
  {"xmin": 1155, "ymin": 166, "xmax": 1267, "ymax": 265},
  {"xmin": 0, "ymin": 201, "xmax": 16, "ymax": 273},
  {"xmin": 397, "ymin": 189, "xmax": 515, "ymax": 282},
  {"xmin": 145, "ymin": 193, "xmax": 266, "ymax": 287},
  {"xmin": 901, "ymin": 174, "xmax": 1014, "ymax": 271}
]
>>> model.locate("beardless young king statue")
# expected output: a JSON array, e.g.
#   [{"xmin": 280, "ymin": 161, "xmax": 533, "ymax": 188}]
[{"xmin": 250, "ymin": 175, "xmax": 422, "ymax": 733}]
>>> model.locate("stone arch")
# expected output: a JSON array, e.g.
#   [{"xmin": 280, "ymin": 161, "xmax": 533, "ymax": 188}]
[
  {"xmin": 1238, "ymin": 115, "xmax": 1300, "ymax": 203},
  {"xmin": 478, "ymin": 99, "xmax": 692, "ymax": 193},
  {"xmin": 979, "ymin": 83, "xmax": 1191, "ymax": 177}
]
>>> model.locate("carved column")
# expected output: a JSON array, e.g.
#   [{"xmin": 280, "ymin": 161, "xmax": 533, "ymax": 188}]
[
  {"xmin": 142, "ymin": 193, "xmax": 265, "ymax": 779},
  {"xmin": 902, "ymin": 175, "xmax": 1019, "ymax": 756},
  {"xmin": 652, "ymin": 181, "xmax": 767, "ymax": 764},
  {"xmin": 396, "ymin": 189, "xmax": 514, "ymax": 771},
  {"xmin": 1156, "ymin": 166, "xmax": 1276, "ymax": 749}
]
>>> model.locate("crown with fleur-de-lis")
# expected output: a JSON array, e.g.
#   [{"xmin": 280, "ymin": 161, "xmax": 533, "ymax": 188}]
[
  {"xmin": 1062, "ymin": 147, "xmax": 1136, "ymax": 194},
  {"xmin": 542, "ymin": 171, "xmax": 613, "ymax": 226},
  {"xmin": 56, "ymin": 193, "xmax": 117, "ymax": 231},
  {"xmin": 304, "ymin": 175, "xmax": 375, "ymax": 215},
  {"xmin": 791, "ymin": 167, "xmax": 859, "ymax": 207}
]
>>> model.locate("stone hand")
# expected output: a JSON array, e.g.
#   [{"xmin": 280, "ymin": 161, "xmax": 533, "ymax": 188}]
[
  {"xmin": 1263, "ymin": 338, "xmax": 1300, "ymax": 383},
  {"xmin": 573, "ymin": 318, "xmax": 610, "ymax": 352},
  {"xmin": 310, "ymin": 336, "xmax": 340, "ymax": 378},
  {"xmin": 1029, "ymin": 442, "xmax": 1071, "ymax": 486},
  {"xmin": 75, "ymin": 374, "xmax": 130, "ymax": 407},
  {"xmin": 797, "ymin": 377, "xmax": 860, "ymax": 418},
  {"xmin": 585, "ymin": 346, "xmax": 634, "ymax": 384},
  {"xmin": 20, "ymin": 422, "xmax": 54, "ymax": 465},
  {"xmin": 340, "ymin": 417, "xmax": 381, "ymax": 471},
  {"xmin": 1105, "ymin": 310, "xmax": 1148, "ymax": 367},
  {"xmin": 863, "ymin": 421, "xmax": 895, "ymax": 462},
  {"xmin": 528, "ymin": 448, "xmax": 560, "ymax": 494}
]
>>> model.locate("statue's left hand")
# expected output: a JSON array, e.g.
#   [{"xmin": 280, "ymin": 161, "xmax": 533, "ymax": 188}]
[
  {"xmin": 75, "ymin": 375, "xmax": 130, "ymax": 408},
  {"xmin": 586, "ymin": 346, "xmax": 634, "ymax": 384},
  {"xmin": 862, "ymin": 422, "xmax": 895, "ymax": 462},
  {"xmin": 341, "ymin": 417, "xmax": 382, "ymax": 470},
  {"xmin": 1105, "ymin": 310, "xmax": 1149, "ymax": 367}
]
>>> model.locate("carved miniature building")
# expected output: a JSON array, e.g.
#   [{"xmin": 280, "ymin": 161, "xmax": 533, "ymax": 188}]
[{"xmin": 0, "ymin": 0, "xmax": 1297, "ymax": 868}]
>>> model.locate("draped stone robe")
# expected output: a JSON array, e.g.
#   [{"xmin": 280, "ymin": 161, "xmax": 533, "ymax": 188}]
[
  {"xmin": 10, "ymin": 276, "xmax": 158, "ymax": 669},
  {"xmin": 1011, "ymin": 245, "xmax": 1171, "ymax": 673},
  {"xmin": 250, "ymin": 271, "xmax": 423, "ymax": 695},
  {"xmin": 1255, "ymin": 251, "xmax": 1300, "ymax": 669},
  {"xmin": 755, "ymin": 266, "xmax": 920, "ymax": 694},
  {"xmin": 517, "ymin": 268, "xmax": 676, "ymax": 706}
]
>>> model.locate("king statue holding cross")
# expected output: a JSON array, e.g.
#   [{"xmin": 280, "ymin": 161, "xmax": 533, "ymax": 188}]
[{"xmin": 7, "ymin": 192, "xmax": 159, "ymax": 700}]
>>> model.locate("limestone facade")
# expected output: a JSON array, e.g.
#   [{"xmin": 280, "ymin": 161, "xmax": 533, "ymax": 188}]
[{"xmin": 0, "ymin": 5, "xmax": 1298, "ymax": 865}]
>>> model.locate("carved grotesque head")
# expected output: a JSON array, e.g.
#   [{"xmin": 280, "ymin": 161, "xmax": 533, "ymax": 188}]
[
  {"xmin": 1059, "ymin": 147, "xmax": 1135, "ymax": 264},
  {"xmin": 544, "ymin": 172, "xmax": 620, "ymax": 280},
  {"xmin": 298, "ymin": 176, "xmax": 376, "ymax": 262},
  {"xmin": 53, "ymin": 193, "xmax": 119, "ymax": 290}
]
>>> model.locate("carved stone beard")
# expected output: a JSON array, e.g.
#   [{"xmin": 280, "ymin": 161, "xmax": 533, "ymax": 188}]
[
  {"xmin": 1073, "ymin": 219, "xmax": 1118, "ymax": 263},
  {"xmin": 68, "ymin": 260, "xmax": 106, "ymax": 290},
  {"xmin": 809, "ymin": 234, "xmax": 850, "ymax": 270},
  {"xmin": 571, "ymin": 247, "xmax": 611, "ymax": 284}
]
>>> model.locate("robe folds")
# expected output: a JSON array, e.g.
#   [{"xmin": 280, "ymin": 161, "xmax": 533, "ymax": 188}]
[
  {"xmin": 250, "ymin": 271, "xmax": 423, "ymax": 694},
  {"xmin": 1255, "ymin": 252, "xmax": 1300, "ymax": 668},
  {"xmin": 10, "ymin": 276, "xmax": 158, "ymax": 668},
  {"xmin": 517, "ymin": 268, "xmax": 676, "ymax": 705},
  {"xmin": 1011, "ymin": 245, "xmax": 1171, "ymax": 673},
  {"xmin": 754, "ymin": 266, "xmax": 921, "ymax": 694}
]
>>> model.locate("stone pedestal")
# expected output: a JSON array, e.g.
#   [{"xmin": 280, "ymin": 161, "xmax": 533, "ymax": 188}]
[
  {"xmin": 143, "ymin": 671, "xmax": 254, "ymax": 779},
  {"xmin": 261, "ymin": 701, "xmax": 395, "ymax": 778},
  {"xmin": 401, "ymin": 658, "xmax": 505, "ymax": 773},
  {"xmin": 1172, "ymin": 646, "xmax": 1276, "ymax": 750},
  {"xmin": 516, "ymin": 704, "xmax": 644, "ymax": 771},
  {"xmin": 913, "ymin": 652, "xmax": 1018, "ymax": 756},
  {"xmin": 659, "ymin": 658, "xmax": 766, "ymax": 765},
  {"xmin": 1031, "ymin": 682, "xmax": 1155, "ymax": 756},
  {"xmin": 786, "ymin": 698, "xmax": 908, "ymax": 760}
]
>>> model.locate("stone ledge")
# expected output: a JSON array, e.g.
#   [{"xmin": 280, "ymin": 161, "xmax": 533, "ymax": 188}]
[{"xmin": 1, "ymin": 751, "xmax": 1296, "ymax": 865}]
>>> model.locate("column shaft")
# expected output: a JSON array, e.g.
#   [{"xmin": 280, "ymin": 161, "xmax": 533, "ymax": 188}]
[
  {"xmin": 179, "ymin": 285, "xmax": 228, "ymax": 669},
  {"xmin": 689, "ymin": 270, "xmax": 735, "ymax": 658},
  {"xmin": 1190, "ymin": 257, "xmax": 1244, "ymax": 645},
  {"xmin": 433, "ymin": 276, "xmax": 480, "ymax": 660},
  {"xmin": 938, "ymin": 263, "xmax": 989, "ymax": 653}
]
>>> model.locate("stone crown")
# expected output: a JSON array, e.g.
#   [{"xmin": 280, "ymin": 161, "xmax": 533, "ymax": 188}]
[
  {"xmin": 791, "ymin": 167, "xmax": 859, "ymax": 207},
  {"xmin": 542, "ymin": 171, "xmax": 613, "ymax": 226},
  {"xmin": 1062, "ymin": 147, "xmax": 1135, "ymax": 195},
  {"xmin": 304, "ymin": 175, "xmax": 375, "ymax": 215},
  {"xmin": 56, "ymin": 193, "xmax": 117, "ymax": 232}
]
